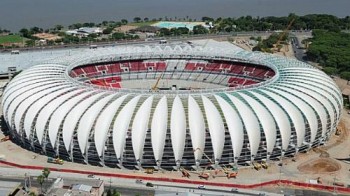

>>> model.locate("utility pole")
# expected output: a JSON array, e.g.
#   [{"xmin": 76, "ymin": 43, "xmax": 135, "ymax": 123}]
[
  {"xmin": 109, "ymin": 177, "xmax": 112, "ymax": 190},
  {"xmin": 333, "ymin": 175, "xmax": 337, "ymax": 195}
]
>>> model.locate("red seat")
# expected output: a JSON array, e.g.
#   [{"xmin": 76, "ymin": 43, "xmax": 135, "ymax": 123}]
[{"xmin": 156, "ymin": 62, "xmax": 166, "ymax": 71}]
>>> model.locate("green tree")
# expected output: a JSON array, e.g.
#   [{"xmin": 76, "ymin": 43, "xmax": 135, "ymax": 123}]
[
  {"xmin": 69, "ymin": 23, "xmax": 83, "ymax": 29},
  {"xmin": 37, "ymin": 175, "xmax": 45, "ymax": 194},
  {"xmin": 323, "ymin": 67, "xmax": 338, "ymax": 75},
  {"xmin": 42, "ymin": 168, "xmax": 50, "ymax": 179},
  {"xmin": 19, "ymin": 28, "xmax": 30, "ymax": 38},
  {"xmin": 83, "ymin": 22, "xmax": 95, "ymax": 27},
  {"xmin": 121, "ymin": 19, "xmax": 128, "ymax": 25},
  {"xmin": 133, "ymin": 17, "xmax": 141, "ymax": 23},
  {"xmin": 29, "ymin": 192, "xmax": 36, "ymax": 196},
  {"xmin": 102, "ymin": 21, "xmax": 109, "ymax": 26},
  {"xmin": 111, "ymin": 32, "xmax": 125, "ymax": 40},
  {"xmin": 103, "ymin": 27, "xmax": 114, "ymax": 34},
  {"xmin": 340, "ymin": 72, "xmax": 350, "ymax": 81},
  {"xmin": 158, "ymin": 28, "xmax": 171, "ymax": 36},
  {"xmin": 193, "ymin": 25, "xmax": 208, "ymax": 34},
  {"xmin": 202, "ymin": 16, "xmax": 214, "ymax": 22},
  {"xmin": 54, "ymin": 25, "xmax": 64, "ymax": 31},
  {"xmin": 106, "ymin": 189, "xmax": 112, "ymax": 196},
  {"xmin": 177, "ymin": 27, "xmax": 189, "ymax": 35},
  {"xmin": 30, "ymin": 27, "xmax": 43, "ymax": 34},
  {"xmin": 25, "ymin": 40, "xmax": 35, "ymax": 47}
]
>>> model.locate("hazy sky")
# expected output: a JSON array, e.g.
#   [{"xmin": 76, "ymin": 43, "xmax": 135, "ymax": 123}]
[{"xmin": 0, "ymin": 0, "xmax": 349, "ymax": 31}]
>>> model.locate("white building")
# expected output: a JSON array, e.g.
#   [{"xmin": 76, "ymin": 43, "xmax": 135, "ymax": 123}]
[{"xmin": 1, "ymin": 44, "xmax": 342, "ymax": 170}]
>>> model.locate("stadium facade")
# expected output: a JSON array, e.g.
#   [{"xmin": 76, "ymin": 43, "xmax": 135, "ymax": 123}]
[{"xmin": 1, "ymin": 45, "xmax": 343, "ymax": 170}]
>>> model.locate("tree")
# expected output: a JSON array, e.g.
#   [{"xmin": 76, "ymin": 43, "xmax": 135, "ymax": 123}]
[
  {"xmin": 25, "ymin": 40, "xmax": 35, "ymax": 47},
  {"xmin": 111, "ymin": 32, "xmax": 125, "ymax": 40},
  {"xmin": 158, "ymin": 28, "xmax": 171, "ymax": 36},
  {"xmin": 193, "ymin": 25, "xmax": 208, "ymax": 34},
  {"xmin": 37, "ymin": 175, "xmax": 45, "ymax": 194},
  {"xmin": 30, "ymin": 27, "xmax": 43, "ymax": 34},
  {"xmin": 29, "ymin": 192, "xmax": 36, "ymax": 196},
  {"xmin": 69, "ymin": 23, "xmax": 83, "ymax": 29},
  {"xmin": 323, "ymin": 67, "xmax": 338, "ymax": 75},
  {"xmin": 176, "ymin": 27, "xmax": 189, "ymax": 35},
  {"xmin": 144, "ymin": 17, "xmax": 149, "ymax": 22},
  {"xmin": 202, "ymin": 16, "xmax": 214, "ymax": 22},
  {"xmin": 42, "ymin": 168, "xmax": 50, "ymax": 179},
  {"xmin": 133, "ymin": 17, "xmax": 141, "ymax": 23},
  {"xmin": 19, "ymin": 28, "xmax": 30, "ymax": 38},
  {"xmin": 340, "ymin": 72, "xmax": 350, "ymax": 81},
  {"xmin": 102, "ymin": 21, "xmax": 109, "ymax": 26},
  {"xmin": 54, "ymin": 25, "xmax": 64, "ymax": 31},
  {"xmin": 83, "ymin": 22, "xmax": 95, "ymax": 27},
  {"xmin": 103, "ymin": 27, "xmax": 114, "ymax": 34},
  {"xmin": 121, "ymin": 19, "xmax": 128, "ymax": 25}
]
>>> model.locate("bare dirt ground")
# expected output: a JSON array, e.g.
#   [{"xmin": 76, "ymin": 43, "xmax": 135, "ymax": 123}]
[{"xmin": 298, "ymin": 158, "xmax": 341, "ymax": 174}]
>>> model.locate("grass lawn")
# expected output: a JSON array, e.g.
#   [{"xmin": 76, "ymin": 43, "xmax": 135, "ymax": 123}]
[
  {"xmin": 0, "ymin": 34, "xmax": 23, "ymax": 44},
  {"xmin": 129, "ymin": 21, "xmax": 157, "ymax": 27}
]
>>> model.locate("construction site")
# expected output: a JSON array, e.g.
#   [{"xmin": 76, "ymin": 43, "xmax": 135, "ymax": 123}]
[{"xmin": 0, "ymin": 35, "xmax": 349, "ymax": 195}]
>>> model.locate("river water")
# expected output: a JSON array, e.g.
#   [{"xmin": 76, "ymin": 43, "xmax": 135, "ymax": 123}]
[{"xmin": 0, "ymin": 0, "xmax": 349, "ymax": 32}]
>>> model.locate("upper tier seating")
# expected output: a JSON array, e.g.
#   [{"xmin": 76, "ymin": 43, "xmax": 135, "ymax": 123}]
[{"xmin": 71, "ymin": 60, "xmax": 274, "ymax": 89}]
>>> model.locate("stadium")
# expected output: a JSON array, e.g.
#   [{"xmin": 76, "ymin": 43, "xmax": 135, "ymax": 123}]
[{"xmin": 1, "ymin": 43, "xmax": 343, "ymax": 170}]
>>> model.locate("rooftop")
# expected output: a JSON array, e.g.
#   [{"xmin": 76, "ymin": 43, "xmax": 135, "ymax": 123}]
[{"xmin": 63, "ymin": 178, "xmax": 103, "ymax": 188}]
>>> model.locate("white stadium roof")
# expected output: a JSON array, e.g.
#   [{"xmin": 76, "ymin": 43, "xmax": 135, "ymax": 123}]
[{"xmin": 1, "ymin": 41, "xmax": 343, "ymax": 169}]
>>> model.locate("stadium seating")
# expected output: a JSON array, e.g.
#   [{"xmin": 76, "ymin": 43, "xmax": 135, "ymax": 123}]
[
  {"xmin": 88, "ymin": 76, "xmax": 122, "ymax": 88},
  {"xmin": 71, "ymin": 60, "xmax": 274, "ymax": 89}
]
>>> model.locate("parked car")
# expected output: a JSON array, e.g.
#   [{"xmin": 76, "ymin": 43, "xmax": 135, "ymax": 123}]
[
  {"xmin": 146, "ymin": 182, "xmax": 154, "ymax": 187},
  {"xmin": 135, "ymin": 179, "xmax": 143, "ymax": 184},
  {"xmin": 198, "ymin": 185, "xmax": 205, "ymax": 189}
]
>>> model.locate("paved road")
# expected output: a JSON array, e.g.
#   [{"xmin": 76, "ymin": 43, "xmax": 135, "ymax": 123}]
[
  {"xmin": 0, "ymin": 167, "xmax": 277, "ymax": 195},
  {"xmin": 290, "ymin": 36, "xmax": 307, "ymax": 62},
  {"xmin": 0, "ymin": 176, "xmax": 53, "ymax": 192},
  {"xmin": 0, "ymin": 31, "xmax": 312, "ymax": 54}
]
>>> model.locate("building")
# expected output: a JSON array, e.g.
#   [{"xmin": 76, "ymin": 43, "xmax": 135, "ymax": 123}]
[
  {"xmin": 0, "ymin": 181, "xmax": 21, "ymax": 195},
  {"xmin": 1, "ymin": 44, "xmax": 342, "ymax": 170},
  {"xmin": 66, "ymin": 27, "xmax": 103, "ymax": 37},
  {"xmin": 48, "ymin": 178, "xmax": 104, "ymax": 196}
]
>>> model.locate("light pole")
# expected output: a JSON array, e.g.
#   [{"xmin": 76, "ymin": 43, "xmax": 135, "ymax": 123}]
[{"xmin": 333, "ymin": 175, "xmax": 337, "ymax": 195}]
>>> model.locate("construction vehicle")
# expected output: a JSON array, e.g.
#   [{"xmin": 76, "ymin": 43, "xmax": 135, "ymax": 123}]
[
  {"xmin": 261, "ymin": 161, "xmax": 268, "ymax": 169},
  {"xmin": 226, "ymin": 172, "xmax": 238, "ymax": 179},
  {"xmin": 252, "ymin": 161, "xmax": 262, "ymax": 171},
  {"xmin": 180, "ymin": 168, "xmax": 191, "ymax": 178},
  {"xmin": 144, "ymin": 168, "xmax": 154, "ymax": 174},
  {"xmin": 272, "ymin": 18, "xmax": 295, "ymax": 54},
  {"xmin": 222, "ymin": 166, "xmax": 238, "ymax": 179},
  {"xmin": 198, "ymin": 172, "xmax": 210, "ymax": 180},
  {"xmin": 47, "ymin": 157, "xmax": 64, "ymax": 165},
  {"xmin": 0, "ymin": 136, "xmax": 10, "ymax": 142}
]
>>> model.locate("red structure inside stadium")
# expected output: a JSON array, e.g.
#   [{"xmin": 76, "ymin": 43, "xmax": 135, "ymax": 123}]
[{"xmin": 69, "ymin": 59, "xmax": 275, "ymax": 90}]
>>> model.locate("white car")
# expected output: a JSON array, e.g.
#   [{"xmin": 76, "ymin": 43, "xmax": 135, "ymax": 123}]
[
  {"xmin": 198, "ymin": 185, "xmax": 205, "ymax": 189},
  {"xmin": 135, "ymin": 179, "xmax": 143, "ymax": 184}
]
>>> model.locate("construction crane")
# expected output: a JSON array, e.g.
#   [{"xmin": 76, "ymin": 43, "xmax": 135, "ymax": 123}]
[
  {"xmin": 273, "ymin": 18, "xmax": 295, "ymax": 53},
  {"xmin": 194, "ymin": 148, "xmax": 214, "ymax": 164},
  {"xmin": 151, "ymin": 72, "xmax": 164, "ymax": 91}
]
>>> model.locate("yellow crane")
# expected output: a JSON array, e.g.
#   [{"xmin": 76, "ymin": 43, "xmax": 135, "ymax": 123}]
[
  {"xmin": 274, "ymin": 18, "xmax": 295, "ymax": 53},
  {"xmin": 151, "ymin": 72, "xmax": 164, "ymax": 91}
]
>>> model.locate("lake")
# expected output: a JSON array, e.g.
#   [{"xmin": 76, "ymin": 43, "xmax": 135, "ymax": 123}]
[{"xmin": 0, "ymin": 0, "xmax": 349, "ymax": 32}]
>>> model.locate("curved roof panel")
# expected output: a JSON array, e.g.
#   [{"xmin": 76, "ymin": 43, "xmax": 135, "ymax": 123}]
[
  {"xmin": 170, "ymin": 96, "xmax": 187, "ymax": 162},
  {"xmin": 151, "ymin": 96, "xmax": 168, "ymax": 163},
  {"xmin": 1, "ymin": 47, "xmax": 343, "ymax": 169}
]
